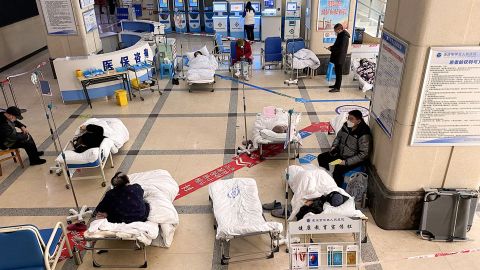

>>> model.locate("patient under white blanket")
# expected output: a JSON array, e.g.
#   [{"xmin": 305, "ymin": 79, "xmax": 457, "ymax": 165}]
[
  {"xmin": 252, "ymin": 107, "xmax": 301, "ymax": 148},
  {"xmin": 187, "ymin": 54, "xmax": 218, "ymax": 81},
  {"xmin": 290, "ymin": 49, "xmax": 321, "ymax": 70},
  {"xmin": 286, "ymin": 165, "xmax": 365, "ymax": 221}
]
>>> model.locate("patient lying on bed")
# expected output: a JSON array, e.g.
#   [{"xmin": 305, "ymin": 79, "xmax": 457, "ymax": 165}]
[
  {"xmin": 72, "ymin": 124, "xmax": 105, "ymax": 153},
  {"xmin": 96, "ymin": 172, "xmax": 150, "ymax": 224},
  {"xmin": 295, "ymin": 191, "xmax": 349, "ymax": 220}
]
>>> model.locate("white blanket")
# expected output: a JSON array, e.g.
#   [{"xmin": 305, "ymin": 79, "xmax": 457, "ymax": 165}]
[
  {"xmin": 209, "ymin": 178, "xmax": 283, "ymax": 240},
  {"xmin": 286, "ymin": 165, "xmax": 365, "ymax": 221},
  {"xmin": 187, "ymin": 55, "xmax": 218, "ymax": 82},
  {"xmin": 252, "ymin": 108, "xmax": 301, "ymax": 148},
  {"xmin": 56, "ymin": 118, "xmax": 129, "ymax": 164},
  {"xmin": 86, "ymin": 169, "xmax": 179, "ymax": 247},
  {"xmin": 290, "ymin": 49, "xmax": 321, "ymax": 70}
]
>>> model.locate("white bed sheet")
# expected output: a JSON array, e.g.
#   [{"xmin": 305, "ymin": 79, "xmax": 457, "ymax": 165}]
[
  {"xmin": 55, "ymin": 118, "xmax": 129, "ymax": 164},
  {"xmin": 86, "ymin": 169, "xmax": 179, "ymax": 247},
  {"xmin": 252, "ymin": 108, "xmax": 301, "ymax": 148},
  {"xmin": 209, "ymin": 178, "xmax": 283, "ymax": 240},
  {"xmin": 286, "ymin": 165, "xmax": 366, "ymax": 221},
  {"xmin": 187, "ymin": 55, "xmax": 218, "ymax": 82}
]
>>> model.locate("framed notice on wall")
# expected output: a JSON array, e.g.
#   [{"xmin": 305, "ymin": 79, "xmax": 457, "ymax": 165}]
[
  {"xmin": 316, "ymin": 0, "xmax": 350, "ymax": 31},
  {"xmin": 79, "ymin": 0, "xmax": 95, "ymax": 9},
  {"xmin": 83, "ymin": 9, "xmax": 97, "ymax": 33},
  {"xmin": 411, "ymin": 47, "xmax": 480, "ymax": 146},
  {"xmin": 39, "ymin": 0, "xmax": 77, "ymax": 35},
  {"xmin": 370, "ymin": 31, "xmax": 408, "ymax": 138}
]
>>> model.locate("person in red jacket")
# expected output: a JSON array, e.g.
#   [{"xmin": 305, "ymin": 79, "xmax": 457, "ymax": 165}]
[{"xmin": 233, "ymin": 39, "xmax": 253, "ymax": 80}]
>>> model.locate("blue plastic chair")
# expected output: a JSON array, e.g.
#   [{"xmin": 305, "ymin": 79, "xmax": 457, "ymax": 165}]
[
  {"xmin": 261, "ymin": 37, "xmax": 283, "ymax": 69},
  {"xmin": 0, "ymin": 223, "xmax": 72, "ymax": 270},
  {"xmin": 214, "ymin": 33, "xmax": 231, "ymax": 65},
  {"xmin": 326, "ymin": 62, "xmax": 336, "ymax": 81},
  {"xmin": 160, "ymin": 62, "xmax": 174, "ymax": 79}
]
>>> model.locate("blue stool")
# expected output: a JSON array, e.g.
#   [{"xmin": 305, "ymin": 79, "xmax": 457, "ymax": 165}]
[
  {"xmin": 160, "ymin": 62, "xmax": 173, "ymax": 79},
  {"xmin": 341, "ymin": 165, "xmax": 366, "ymax": 189},
  {"xmin": 326, "ymin": 62, "xmax": 336, "ymax": 81}
]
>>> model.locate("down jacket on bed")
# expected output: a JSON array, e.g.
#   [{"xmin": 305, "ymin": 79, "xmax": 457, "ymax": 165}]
[
  {"xmin": 252, "ymin": 108, "xmax": 301, "ymax": 148},
  {"xmin": 56, "ymin": 118, "xmax": 129, "ymax": 164},
  {"xmin": 187, "ymin": 55, "xmax": 218, "ymax": 82},
  {"xmin": 209, "ymin": 178, "xmax": 283, "ymax": 240},
  {"xmin": 286, "ymin": 165, "xmax": 365, "ymax": 221},
  {"xmin": 86, "ymin": 169, "xmax": 179, "ymax": 247}
]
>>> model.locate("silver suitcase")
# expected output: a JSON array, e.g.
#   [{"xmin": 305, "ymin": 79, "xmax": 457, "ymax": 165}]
[{"xmin": 419, "ymin": 188, "xmax": 478, "ymax": 241}]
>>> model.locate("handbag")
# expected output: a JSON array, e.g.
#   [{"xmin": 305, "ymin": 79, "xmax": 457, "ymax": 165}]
[{"xmin": 345, "ymin": 172, "xmax": 368, "ymax": 203}]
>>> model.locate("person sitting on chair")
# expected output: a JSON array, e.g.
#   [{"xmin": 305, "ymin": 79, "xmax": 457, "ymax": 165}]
[
  {"xmin": 317, "ymin": 110, "xmax": 371, "ymax": 187},
  {"xmin": 233, "ymin": 39, "xmax": 253, "ymax": 80},
  {"xmin": 72, "ymin": 124, "xmax": 105, "ymax": 153},
  {"xmin": 95, "ymin": 172, "xmax": 150, "ymax": 224},
  {"xmin": 0, "ymin": 106, "xmax": 45, "ymax": 165}
]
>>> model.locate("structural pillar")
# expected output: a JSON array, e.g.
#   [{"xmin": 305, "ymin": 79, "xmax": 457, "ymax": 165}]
[
  {"xmin": 35, "ymin": 0, "xmax": 102, "ymax": 59},
  {"xmin": 368, "ymin": 0, "xmax": 480, "ymax": 229}
]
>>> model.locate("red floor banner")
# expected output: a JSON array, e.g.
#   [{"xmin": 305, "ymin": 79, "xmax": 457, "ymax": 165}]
[{"xmin": 175, "ymin": 122, "xmax": 331, "ymax": 200}]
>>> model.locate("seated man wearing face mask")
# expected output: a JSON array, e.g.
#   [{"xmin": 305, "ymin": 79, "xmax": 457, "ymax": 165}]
[{"xmin": 317, "ymin": 110, "xmax": 371, "ymax": 187}]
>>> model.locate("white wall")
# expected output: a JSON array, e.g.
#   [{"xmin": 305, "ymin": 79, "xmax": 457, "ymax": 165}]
[{"xmin": 0, "ymin": 16, "xmax": 47, "ymax": 69}]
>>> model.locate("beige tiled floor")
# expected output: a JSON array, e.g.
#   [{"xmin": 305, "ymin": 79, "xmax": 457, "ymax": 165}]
[{"xmin": 1, "ymin": 42, "xmax": 479, "ymax": 270}]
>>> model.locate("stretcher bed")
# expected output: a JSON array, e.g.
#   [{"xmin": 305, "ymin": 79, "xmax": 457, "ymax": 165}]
[
  {"xmin": 84, "ymin": 169, "xmax": 179, "ymax": 268},
  {"xmin": 209, "ymin": 178, "xmax": 283, "ymax": 265},
  {"xmin": 56, "ymin": 118, "xmax": 129, "ymax": 188},
  {"xmin": 185, "ymin": 48, "xmax": 218, "ymax": 92},
  {"xmin": 252, "ymin": 107, "xmax": 302, "ymax": 159},
  {"xmin": 286, "ymin": 165, "xmax": 368, "ymax": 242}
]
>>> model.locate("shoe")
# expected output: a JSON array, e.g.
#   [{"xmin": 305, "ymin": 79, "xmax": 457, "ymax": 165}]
[
  {"xmin": 234, "ymin": 71, "xmax": 240, "ymax": 77},
  {"xmin": 329, "ymin": 88, "xmax": 340, "ymax": 93},
  {"xmin": 30, "ymin": 159, "xmax": 46, "ymax": 165},
  {"xmin": 262, "ymin": 200, "xmax": 282, "ymax": 210},
  {"xmin": 271, "ymin": 205, "xmax": 292, "ymax": 218},
  {"xmin": 244, "ymin": 76, "xmax": 250, "ymax": 81},
  {"xmin": 37, "ymin": 151, "xmax": 44, "ymax": 156},
  {"xmin": 328, "ymin": 85, "xmax": 336, "ymax": 88}
]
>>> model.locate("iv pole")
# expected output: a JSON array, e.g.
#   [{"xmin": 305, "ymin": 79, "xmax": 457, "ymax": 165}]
[{"xmin": 30, "ymin": 68, "xmax": 92, "ymax": 223}]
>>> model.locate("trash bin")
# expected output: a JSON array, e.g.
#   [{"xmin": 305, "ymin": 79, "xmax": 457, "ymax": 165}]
[
  {"xmin": 353, "ymin": 27, "xmax": 365, "ymax": 44},
  {"xmin": 115, "ymin": 90, "xmax": 128, "ymax": 106}
]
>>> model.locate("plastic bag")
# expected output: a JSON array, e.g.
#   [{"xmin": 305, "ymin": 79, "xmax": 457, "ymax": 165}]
[{"xmin": 345, "ymin": 172, "xmax": 368, "ymax": 203}]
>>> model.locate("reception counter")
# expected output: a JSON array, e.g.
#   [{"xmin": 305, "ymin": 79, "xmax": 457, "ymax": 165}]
[{"xmin": 54, "ymin": 40, "xmax": 153, "ymax": 102}]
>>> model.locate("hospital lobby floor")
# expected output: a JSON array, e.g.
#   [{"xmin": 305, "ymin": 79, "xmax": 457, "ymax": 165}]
[{"xmin": 0, "ymin": 43, "xmax": 479, "ymax": 270}]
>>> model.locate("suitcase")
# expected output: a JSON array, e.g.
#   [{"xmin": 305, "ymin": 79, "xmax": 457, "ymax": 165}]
[{"xmin": 419, "ymin": 188, "xmax": 478, "ymax": 241}]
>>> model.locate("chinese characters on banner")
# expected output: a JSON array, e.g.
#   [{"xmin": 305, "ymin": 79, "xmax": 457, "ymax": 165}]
[
  {"xmin": 289, "ymin": 215, "xmax": 361, "ymax": 235},
  {"xmin": 102, "ymin": 49, "xmax": 150, "ymax": 71},
  {"xmin": 317, "ymin": 0, "xmax": 350, "ymax": 31},
  {"xmin": 411, "ymin": 47, "xmax": 480, "ymax": 146}
]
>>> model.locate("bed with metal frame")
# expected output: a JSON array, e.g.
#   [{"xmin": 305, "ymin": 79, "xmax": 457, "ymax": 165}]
[{"xmin": 208, "ymin": 178, "xmax": 282, "ymax": 265}]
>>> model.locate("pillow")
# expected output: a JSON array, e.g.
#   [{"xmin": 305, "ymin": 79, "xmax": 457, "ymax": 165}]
[{"xmin": 199, "ymin": 45, "xmax": 210, "ymax": 56}]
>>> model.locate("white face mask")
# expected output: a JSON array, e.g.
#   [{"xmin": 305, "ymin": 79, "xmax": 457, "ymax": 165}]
[{"xmin": 347, "ymin": 120, "xmax": 355, "ymax": 128}]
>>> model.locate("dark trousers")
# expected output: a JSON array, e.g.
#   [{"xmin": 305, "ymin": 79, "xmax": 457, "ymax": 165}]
[
  {"xmin": 317, "ymin": 152, "xmax": 354, "ymax": 187},
  {"xmin": 108, "ymin": 0, "xmax": 115, "ymax": 15},
  {"xmin": 11, "ymin": 135, "xmax": 40, "ymax": 162},
  {"xmin": 244, "ymin": 25, "xmax": 254, "ymax": 41},
  {"xmin": 333, "ymin": 63, "xmax": 343, "ymax": 89}
]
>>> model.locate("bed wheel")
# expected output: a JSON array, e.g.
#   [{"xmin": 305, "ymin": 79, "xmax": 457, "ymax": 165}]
[
  {"xmin": 140, "ymin": 97, "xmax": 145, "ymax": 101},
  {"xmin": 140, "ymin": 262, "xmax": 148, "ymax": 268},
  {"xmin": 273, "ymin": 246, "xmax": 279, "ymax": 252},
  {"xmin": 65, "ymin": 184, "xmax": 70, "ymax": 189},
  {"xmin": 93, "ymin": 261, "xmax": 101, "ymax": 268},
  {"xmin": 133, "ymin": 94, "xmax": 137, "ymax": 97},
  {"xmin": 221, "ymin": 258, "xmax": 229, "ymax": 265},
  {"xmin": 210, "ymin": 89, "xmax": 214, "ymax": 92},
  {"xmin": 56, "ymin": 171, "xmax": 62, "ymax": 176},
  {"xmin": 267, "ymin": 252, "xmax": 274, "ymax": 259},
  {"xmin": 101, "ymin": 182, "xmax": 106, "ymax": 187},
  {"xmin": 213, "ymin": 224, "xmax": 217, "ymax": 230}
]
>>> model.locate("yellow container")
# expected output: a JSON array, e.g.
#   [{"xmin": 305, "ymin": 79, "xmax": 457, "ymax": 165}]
[
  {"xmin": 75, "ymin": 70, "xmax": 83, "ymax": 77},
  {"xmin": 131, "ymin": 78, "xmax": 140, "ymax": 89},
  {"xmin": 115, "ymin": 90, "xmax": 128, "ymax": 106}
]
